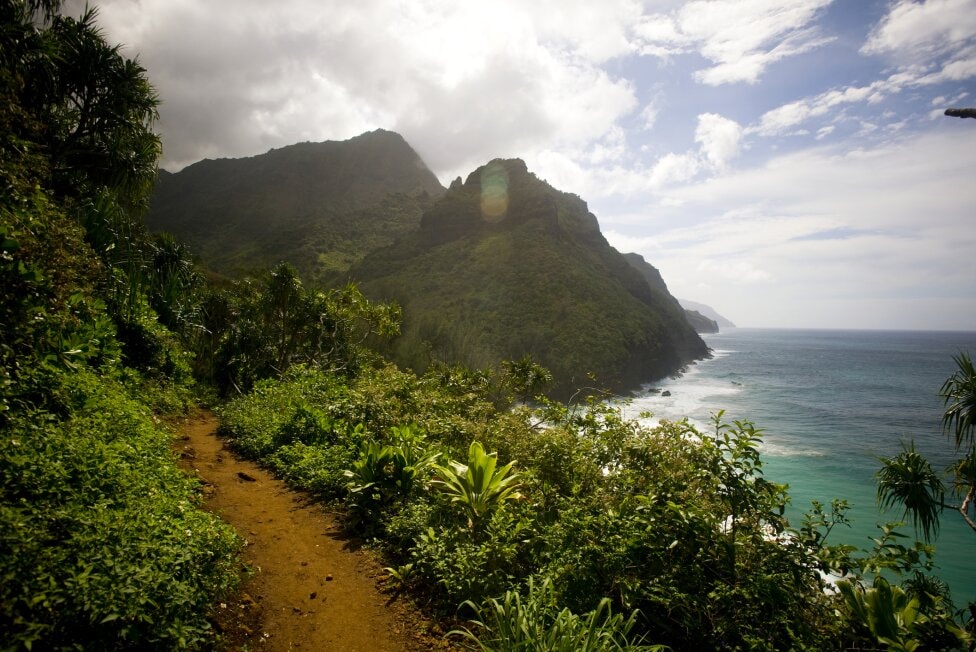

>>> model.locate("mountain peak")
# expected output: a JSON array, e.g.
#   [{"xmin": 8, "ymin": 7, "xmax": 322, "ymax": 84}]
[
  {"xmin": 352, "ymin": 159, "xmax": 707, "ymax": 395},
  {"xmin": 351, "ymin": 127, "xmax": 408, "ymax": 143},
  {"xmin": 423, "ymin": 158, "xmax": 599, "ymax": 242},
  {"xmin": 146, "ymin": 130, "xmax": 444, "ymax": 278},
  {"xmin": 463, "ymin": 158, "xmax": 529, "ymax": 186}
]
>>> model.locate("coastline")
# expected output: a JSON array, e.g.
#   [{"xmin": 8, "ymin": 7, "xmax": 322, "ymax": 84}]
[{"xmin": 625, "ymin": 327, "xmax": 976, "ymax": 601}]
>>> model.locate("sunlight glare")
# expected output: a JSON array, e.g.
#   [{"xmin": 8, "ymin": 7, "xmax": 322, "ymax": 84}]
[{"xmin": 480, "ymin": 161, "xmax": 509, "ymax": 221}]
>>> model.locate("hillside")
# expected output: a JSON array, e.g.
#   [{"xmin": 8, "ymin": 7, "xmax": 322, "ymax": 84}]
[
  {"xmin": 685, "ymin": 309, "xmax": 719, "ymax": 333},
  {"xmin": 146, "ymin": 129, "xmax": 444, "ymax": 282},
  {"xmin": 351, "ymin": 159, "xmax": 708, "ymax": 395},
  {"xmin": 622, "ymin": 253, "xmax": 718, "ymax": 333},
  {"xmin": 679, "ymin": 298, "xmax": 736, "ymax": 328}
]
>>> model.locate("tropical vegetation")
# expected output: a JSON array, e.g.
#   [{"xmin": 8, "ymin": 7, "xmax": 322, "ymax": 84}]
[
  {"xmin": 1, "ymin": 1, "xmax": 241, "ymax": 648},
  {"xmin": 877, "ymin": 352, "xmax": 976, "ymax": 542},
  {"xmin": 3, "ymin": 1, "xmax": 974, "ymax": 650}
]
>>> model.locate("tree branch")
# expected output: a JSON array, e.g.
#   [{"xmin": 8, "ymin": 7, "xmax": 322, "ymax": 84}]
[
  {"xmin": 945, "ymin": 108, "xmax": 976, "ymax": 119},
  {"xmin": 959, "ymin": 486, "xmax": 976, "ymax": 534}
]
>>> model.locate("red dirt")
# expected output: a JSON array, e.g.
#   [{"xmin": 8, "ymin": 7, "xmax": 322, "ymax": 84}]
[{"xmin": 175, "ymin": 411, "xmax": 453, "ymax": 651}]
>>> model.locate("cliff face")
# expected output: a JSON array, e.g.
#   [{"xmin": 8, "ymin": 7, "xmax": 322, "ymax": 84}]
[
  {"xmin": 622, "ymin": 252, "xmax": 723, "ymax": 334},
  {"xmin": 684, "ymin": 309, "xmax": 720, "ymax": 334},
  {"xmin": 352, "ymin": 159, "xmax": 708, "ymax": 396},
  {"xmin": 678, "ymin": 299, "xmax": 736, "ymax": 329},
  {"xmin": 145, "ymin": 129, "xmax": 444, "ymax": 282}
]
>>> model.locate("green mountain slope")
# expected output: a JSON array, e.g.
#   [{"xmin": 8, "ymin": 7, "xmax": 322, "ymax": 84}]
[
  {"xmin": 146, "ymin": 129, "xmax": 444, "ymax": 282},
  {"xmin": 622, "ymin": 253, "xmax": 719, "ymax": 333},
  {"xmin": 678, "ymin": 298, "xmax": 736, "ymax": 328},
  {"xmin": 352, "ymin": 159, "xmax": 708, "ymax": 395},
  {"xmin": 684, "ymin": 309, "xmax": 719, "ymax": 334}
]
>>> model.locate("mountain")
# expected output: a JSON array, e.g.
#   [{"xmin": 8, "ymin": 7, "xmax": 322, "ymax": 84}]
[
  {"xmin": 684, "ymin": 310, "xmax": 719, "ymax": 334},
  {"xmin": 678, "ymin": 299, "xmax": 736, "ymax": 328},
  {"xmin": 145, "ymin": 129, "xmax": 444, "ymax": 282},
  {"xmin": 350, "ymin": 159, "xmax": 708, "ymax": 395},
  {"xmin": 621, "ymin": 253, "xmax": 719, "ymax": 334}
]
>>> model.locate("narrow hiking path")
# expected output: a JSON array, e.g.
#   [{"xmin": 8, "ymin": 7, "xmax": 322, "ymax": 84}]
[{"xmin": 175, "ymin": 411, "xmax": 451, "ymax": 651}]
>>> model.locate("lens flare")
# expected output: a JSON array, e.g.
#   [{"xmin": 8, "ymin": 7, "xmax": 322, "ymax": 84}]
[{"xmin": 480, "ymin": 161, "xmax": 509, "ymax": 221}]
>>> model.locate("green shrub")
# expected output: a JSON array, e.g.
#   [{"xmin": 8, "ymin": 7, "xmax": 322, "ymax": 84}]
[
  {"xmin": 0, "ymin": 372, "xmax": 242, "ymax": 650},
  {"xmin": 217, "ymin": 361, "xmax": 858, "ymax": 649},
  {"xmin": 409, "ymin": 518, "xmax": 523, "ymax": 607},
  {"xmin": 218, "ymin": 365, "xmax": 347, "ymax": 457},
  {"xmin": 451, "ymin": 578, "xmax": 664, "ymax": 651},
  {"xmin": 344, "ymin": 424, "xmax": 440, "ymax": 531},
  {"xmin": 269, "ymin": 441, "xmax": 359, "ymax": 498},
  {"xmin": 431, "ymin": 441, "xmax": 522, "ymax": 530}
]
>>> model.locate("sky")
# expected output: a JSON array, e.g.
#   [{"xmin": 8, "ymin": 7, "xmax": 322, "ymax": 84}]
[{"xmin": 78, "ymin": 0, "xmax": 976, "ymax": 330}]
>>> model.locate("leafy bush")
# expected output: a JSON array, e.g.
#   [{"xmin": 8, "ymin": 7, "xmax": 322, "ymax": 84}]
[
  {"xmin": 451, "ymin": 579, "xmax": 664, "ymax": 652},
  {"xmin": 217, "ymin": 365, "xmax": 347, "ymax": 457},
  {"xmin": 344, "ymin": 424, "xmax": 440, "ymax": 531},
  {"xmin": 0, "ymin": 372, "xmax": 241, "ymax": 650},
  {"xmin": 218, "ymin": 361, "xmax": 855, "ymax": 647},
  {"xmin": 408, "ymin": 505, "xmax": 535, "ymax": 607},
  {"xmin": 431, "ymin": 441, "xmax": 522, "ymax": 530},
  {"xmin": 269, "ymin": 441, "xmax": 359, "ymax": 498}
]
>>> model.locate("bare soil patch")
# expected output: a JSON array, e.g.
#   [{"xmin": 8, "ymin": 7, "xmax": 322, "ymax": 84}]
[{"xmin": 175, "ymin": 411, "xmax": 454, "ymax": 651}]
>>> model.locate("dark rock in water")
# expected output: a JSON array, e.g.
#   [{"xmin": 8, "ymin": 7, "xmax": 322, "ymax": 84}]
[{"xmin": 661, "ymin": 390, "xmax": 671, "ymax": 397}]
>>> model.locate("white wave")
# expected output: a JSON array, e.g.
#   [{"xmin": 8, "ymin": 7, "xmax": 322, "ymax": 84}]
[
  {"xmin": 628, "ymin": 377, "xmax": 743, "ymax": 425},
  {"xmin": 759, "ymin": 438, "xmax": 827, "ymax": 458},
  {"xmin": 709, "ymin": 349, "xmax": 736, "ymax": 358}
]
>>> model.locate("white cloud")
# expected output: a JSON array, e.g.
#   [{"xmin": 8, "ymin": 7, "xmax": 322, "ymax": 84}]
[
  {"xmin": 534, "ymin": 112, "xmax": 744, "ymax": 199},
  {"xmin": 636, "ymin": 0, "xmax": 836, "ymax": 85},
  {"xmin": 603, "ymin": 230, "xmax": 665, "ymax": 253},
  {"xmin": 587, "ymin": 126, "xmax": 628, "ymax": 164},
  {"xmin": 650, "ymin": 152, "xmax": 702, "ymax": 187},
  {"xmin": 862, "ymin": 0, "xmax": 976, "ymax": 61},
  {"xmin": 696, "ymin": 259, "xmax": 772, "ymax": 284},
  {"xmin": 815, "ymin": 125, "xmax": 835, "ymax": 139},
  {"xmin": 756, "ymin": 100, "xmax": 815, "ymax": 135},
  {"xmin": 755, "ymin": 79, "xmax": 895, "ymax": 135},
  {"xmin": 754, "ymin": 55, "xmax": 976, "ymax": 136},
  {"xmin": 83, "ymin": 0, "xmax": 641, "ymax": 174},
  {"xmin": 640, "ymin": 96, "xmax": 663, "ymax": 130},
  {"xmin": 750, "ymin": 1, "xmax": 976, "ymax": 140},
  {"xmin": 626, "ymin": 130, "xmax": 976, "ymax": 328},
  {"xmin": 695, "ymin": 113, "xmax": 743, "ymax": 169}
]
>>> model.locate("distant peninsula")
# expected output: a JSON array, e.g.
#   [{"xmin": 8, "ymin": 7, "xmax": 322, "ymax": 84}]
[{"xmin": 678, "ymin": 299, "xmax": 736, "ymax": 329}]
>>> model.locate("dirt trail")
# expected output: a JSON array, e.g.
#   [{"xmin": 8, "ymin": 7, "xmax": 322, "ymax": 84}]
[{"xmin": 176, "ymin": 412, "xmax": 443, "ymax": 651}]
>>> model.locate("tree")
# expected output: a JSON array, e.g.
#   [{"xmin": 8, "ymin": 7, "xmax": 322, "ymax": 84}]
[
  {"xmin": 1, "ymin": 0, "xmax": 167, "ymax": 401},
  {"xmin": 877, "ymin": 353, "xmax": 976, "ymax": 540},
  {"xmin": 213, "ymin": 263, "xmax": 402, "ymax": 393},
  {"xmin": 3, "ymin": 1, "xmax": 161, "ymax": 209},
  {"xmin": 941, "ymin": 353, "xmax": 976, "ymax": 532}
]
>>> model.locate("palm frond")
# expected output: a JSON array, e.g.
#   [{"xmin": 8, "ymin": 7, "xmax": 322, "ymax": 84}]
[{"xmin": 877, "ymin": 443, "xmax": 945, "ymax": 542}]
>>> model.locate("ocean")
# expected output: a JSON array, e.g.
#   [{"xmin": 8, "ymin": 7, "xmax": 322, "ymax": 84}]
[{"xmin": 624, "ymin": 328, "xmax": 976, "ymax": 602}]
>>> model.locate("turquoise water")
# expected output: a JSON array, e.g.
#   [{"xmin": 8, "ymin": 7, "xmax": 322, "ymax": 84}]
[{"xmin": 625, "ymin": 328, "xmax": 976, "ymax": 602}]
